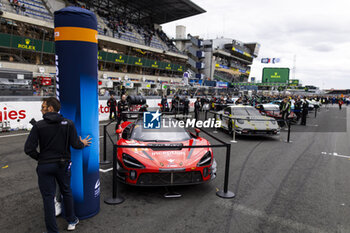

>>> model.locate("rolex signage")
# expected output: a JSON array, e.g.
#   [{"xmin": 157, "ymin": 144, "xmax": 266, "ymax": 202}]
[
  {"xmin": 18, "ymin": 38, "xmax": 36, "ymax": 51},
  {"xmin": 151, "ymin": 61, "xmax": 159, "ymax": 68}
]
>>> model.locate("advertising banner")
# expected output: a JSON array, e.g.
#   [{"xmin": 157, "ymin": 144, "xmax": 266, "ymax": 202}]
[{"xmin": 262, "ymin": 68, "xmax": 290, "ymax": 83}]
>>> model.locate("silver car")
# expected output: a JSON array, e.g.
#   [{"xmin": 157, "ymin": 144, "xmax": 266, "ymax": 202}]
[{"xmin": 216, "ymin": 105, "xmax": 280, "ymax": 136}]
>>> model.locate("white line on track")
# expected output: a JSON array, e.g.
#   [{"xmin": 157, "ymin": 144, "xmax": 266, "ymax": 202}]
[
  {"xmin": 0, "ymin": 133, "xmax": 29, "ymax": 138},
  {"xmin": 321, "ymin": 152, "xmax": 350, "ymax": 159},
  {"xmin": 99, "ymin": 168, "xmax": 113, "ymax": 173}
]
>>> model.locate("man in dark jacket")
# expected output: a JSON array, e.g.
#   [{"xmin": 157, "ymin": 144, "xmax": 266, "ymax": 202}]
[
  {"xmin": 116, "ymin": 94, "xmax": 128, "ymax": 130},
  {"xmin": 183, "ymin": 96, "xmax": 190, "ymax": 116},
  {"xmin": 200, "ymin": 96, "xmax": 208, "ymax": 111},
  {"xmin": 294, "ymin": 97, "xmax": 302, "ymax": 121},
  {"xmin": 301, "ymin": 97, "xmax": 309, "ymax": 125},
  {"xmin": 24, "ymin": 97, "xmax": 91, "ymax": 233},
  {"xmin": 194, "ymin": 97, "xmax": 201, "ymax": 122},
  {"xmin": 160, "ymin": 95, "xmax": 168, "ymax": 112},
  {"xmin": 107, "ymin": 94, "xmax": 117, "ymax": 120},
  {"xmin": 171, "ymin": 95, "xmax": 178, "ymax": 113}
]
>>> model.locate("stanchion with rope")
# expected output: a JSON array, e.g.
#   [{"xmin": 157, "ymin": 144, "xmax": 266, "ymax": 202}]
[
  {"xmin": 230, "ymin": 119, "xmax": 237, "ymax": 143},
  {"xmin": 100, "ymin": 125, "xmax": 111, "ymax": 165},
  {"xmin": 216, "ymin": 143, "xmax": 235, "ymax": 198},
  {"xmin": 103, "ymin": 127, "xmax": 235, "ymax": 201},
  {"xmin": 284, "ymin": 119, "xmax": 292, "ymax": 143},
  {"xmin": 315, "ymin": 108, "xmax": 317, "ymax": 118},
  {"xmin": 104, "ymin": 134, "xmax": 125, "ymax": 205}
]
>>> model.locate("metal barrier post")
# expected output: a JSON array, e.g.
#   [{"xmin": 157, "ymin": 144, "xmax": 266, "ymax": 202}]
[
  {"xmin": 315, "ymin": 108, "xmax": 317, "ymax": 118},
  {"xmin": 104, "ymin": 144, "xmax": 125, "ymax": 205},
  {"xmin": 216, "ymin": 143, "xmax": 235, "ymax": 199},
  {"xmin": 205, "ymin": 110, "xmax": 208, "ymax": 121},
  {"xmin": 100, "ymin": 125, "xmax": 111, "ymax": 165},
  {"xmin": 285, "ymin": 120, "xmax": 292, "ymax": 143},
  {"xmin": 230, "ymin": 118, "xmax": 237, "ymax": 143}
]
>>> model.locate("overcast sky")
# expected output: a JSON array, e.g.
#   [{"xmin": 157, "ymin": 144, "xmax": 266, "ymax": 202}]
[{"xmin": 161, "ymin": 0, "xmax": 350, "ymax": 89}]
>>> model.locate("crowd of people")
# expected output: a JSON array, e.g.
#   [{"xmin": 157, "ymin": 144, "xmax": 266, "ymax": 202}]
[
  {"xmin": 95, "ymin": 9, "xmax": 178, "ymax": 51},
  {"xmin": 104, "ymin": 92, "xmax": 349, "ymax": 128},
  {"xmin": 158, "ymin": 93, "xmax": 349, "ymax": 125}
]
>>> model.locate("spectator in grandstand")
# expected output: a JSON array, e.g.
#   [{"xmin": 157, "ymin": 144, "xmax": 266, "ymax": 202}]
[
  {"xmin": 12, "ymin": 0, "xmax": 20, "ymax": 14},
  {"xmin": 116, "ymin": 94, "xmax": 128, "ymax": 131},
  {"xmin": 20, "ymin": 3, "xmax": 25, "ymax": 15},
  {"xmin": 107, "ymin": 94, "xmax": 117, "ymax": 120},
  {"xmin": 103, "ymin": 28, "xmax": 107, "ymax": 35},
  {"xmin": 24, "ymin": 97, "xmax": 91, "ymax": 233}
]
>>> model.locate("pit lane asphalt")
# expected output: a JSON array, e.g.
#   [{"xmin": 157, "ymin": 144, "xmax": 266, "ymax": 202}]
[{"xmin": 0, "ymin": 105, "xmax": 349, "ymax": 233}]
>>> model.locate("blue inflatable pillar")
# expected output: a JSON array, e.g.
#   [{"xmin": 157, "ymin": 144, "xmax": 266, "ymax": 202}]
[{"xmin": 54, "ymin": 7, "xmax": 100, "ymax": 219}]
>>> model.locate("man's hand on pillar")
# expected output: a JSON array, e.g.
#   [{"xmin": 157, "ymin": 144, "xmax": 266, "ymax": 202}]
[{"xmin": 80, "ymin": 135, "xmax": 92, "ymax": 147}]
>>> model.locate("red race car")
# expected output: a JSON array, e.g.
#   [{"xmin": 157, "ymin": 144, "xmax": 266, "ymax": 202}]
[{"xmin": 115, "ymin": 119, "xmax": 217, "ymax": 186}]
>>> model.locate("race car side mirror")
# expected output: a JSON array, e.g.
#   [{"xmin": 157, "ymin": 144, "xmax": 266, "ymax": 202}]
[
  {"xmin": 116, "ymin": 129, "xmax": 122, "ymax": 134},
  {"xmin": 195, "ymin": 128, "xmax": 200, "ymax": 137}
]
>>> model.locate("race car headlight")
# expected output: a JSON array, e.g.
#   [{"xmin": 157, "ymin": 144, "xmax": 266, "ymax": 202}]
[
  {"xmin": 236, "ymin": 119, "xmax": 244, "ymax": 124},
  {"xmin": 197, "ymin": 151, "xmax": 212, "ymax": 167},
  {"xmin": 270, "ymin": 120, "xmax": 276, "ymax": 125},
  {"xmin": 122, "ymin": 153, "xmax": 145, "ymax": 169}
]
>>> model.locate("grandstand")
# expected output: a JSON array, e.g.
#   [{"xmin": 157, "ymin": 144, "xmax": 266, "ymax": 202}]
[
  {"xmin": 0, "ymin": 0, "xmax": 206, "ymax": 96},
  {"xmin": 173, "ymin": 33, "xmax": 259, "ymax": 85},
  {"xmin": 1, "ymin": 0, "xmax": 53, "ymax": 21},
  {"xmin": 212, "ymin": 38, "xmax": 259, "ymax": 83}
]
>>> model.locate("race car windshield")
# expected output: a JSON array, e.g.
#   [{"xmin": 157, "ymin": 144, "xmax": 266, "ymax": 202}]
[
  {"xmin": 130, "ymin": 120, "xmax": 191, "ymax": 142},
  {"xmin": 246, "ymin": 108, "xmax": 263, "ymax": 116},
  {"xmin": 232, "ymin": 108, "xmax": 262, "ymax": 116}
]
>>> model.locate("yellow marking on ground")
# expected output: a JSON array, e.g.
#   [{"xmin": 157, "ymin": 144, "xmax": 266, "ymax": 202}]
[{"xmin": 2, "ymin": 165, "xmax": 8, "ymax": 169}]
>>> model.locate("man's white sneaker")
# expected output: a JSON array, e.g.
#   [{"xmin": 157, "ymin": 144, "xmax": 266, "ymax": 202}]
[
  {"xmin": 54, "ymin": 200, "xmax": 62, "ymax": 217},
  {"xmin": 67, "ymin": 218, "xmax": 79, "ymax": 231}
]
